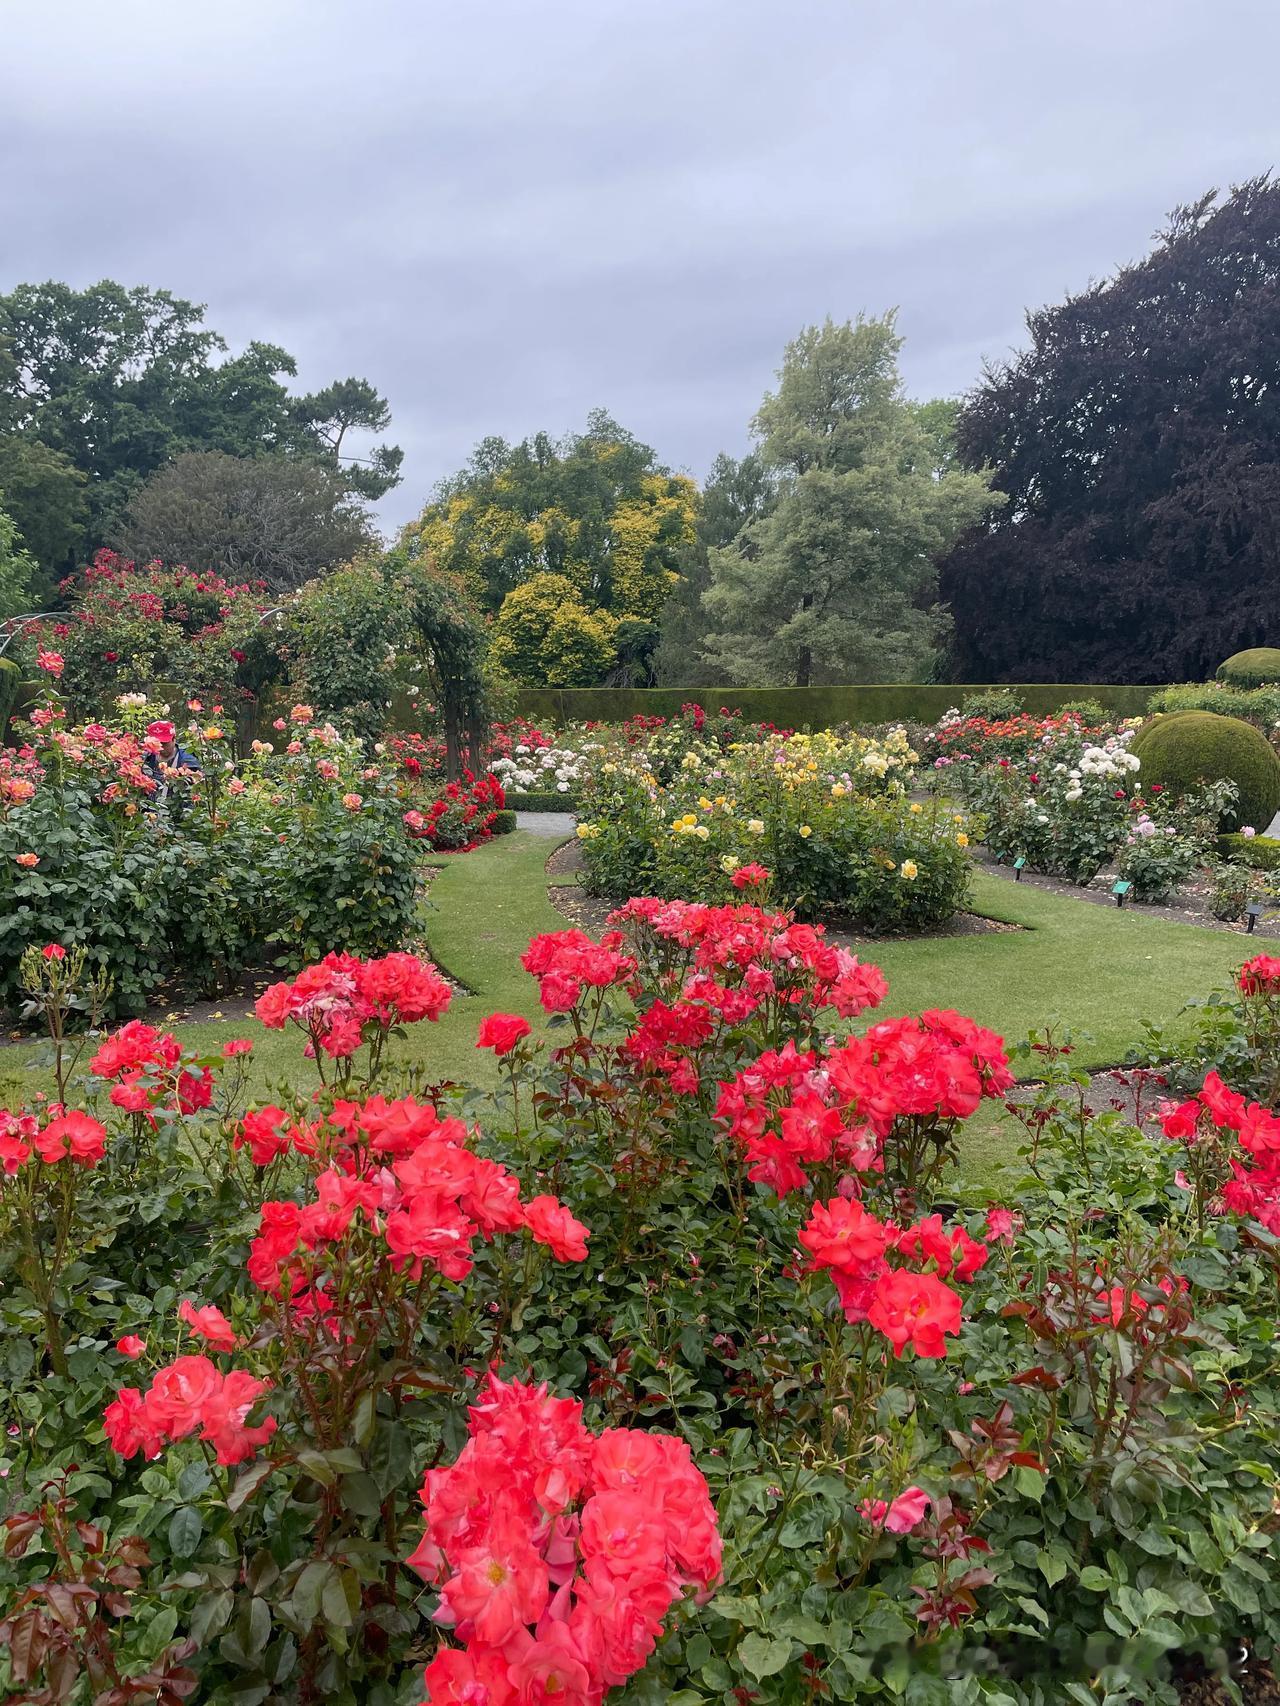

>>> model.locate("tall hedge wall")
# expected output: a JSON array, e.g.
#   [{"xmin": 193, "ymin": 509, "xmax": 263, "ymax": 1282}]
[
  {"xmin": 512, "ymin": 683, "xmax": 1162, "ymax": 729},
  {"xmin": 0, "ymin": 658, "xmax": 21, "ymax": 738}
]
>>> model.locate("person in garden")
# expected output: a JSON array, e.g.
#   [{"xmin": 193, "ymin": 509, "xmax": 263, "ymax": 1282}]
[{"xmin": 141, "ymin": 719, "xmax": 201, "ymax": 810}]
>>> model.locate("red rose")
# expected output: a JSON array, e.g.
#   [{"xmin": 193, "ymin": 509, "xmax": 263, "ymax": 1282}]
[{"xmin": 477, "ymin": 1012, "xmax": 533, "ymax": 1055}]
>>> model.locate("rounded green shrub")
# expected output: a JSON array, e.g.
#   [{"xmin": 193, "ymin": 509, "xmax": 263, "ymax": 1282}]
[
  {"xmin": 1217, "ymin": 647, "xmax": 1280, "ymax": 689},
  {"xmin": 1131, "ymin": 711, "xmax": 1280, "ymax": 833}
]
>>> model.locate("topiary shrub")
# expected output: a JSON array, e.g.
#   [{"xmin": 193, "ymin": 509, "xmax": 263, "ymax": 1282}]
[
  {"xmin": 1131, "ymin": 711, "xmax": 1280, "ymax": 833},
  {"xmin": 1217, "ymin": 648, "xmax": 1280, "ymax": 689},
  {"xmin": 490, "ymin": 808, "xmax": 517, "ymax": 835}
]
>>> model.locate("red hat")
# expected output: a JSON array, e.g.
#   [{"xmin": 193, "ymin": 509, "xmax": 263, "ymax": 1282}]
[{"xmin": 146, "ymin": 720, "xmax": 176, "ymax": 742}]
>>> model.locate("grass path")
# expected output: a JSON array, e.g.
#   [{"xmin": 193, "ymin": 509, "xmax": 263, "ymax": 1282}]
[{"xmin": 3, "ymin": 837, "xmax": 1251, "ymax": 1194}]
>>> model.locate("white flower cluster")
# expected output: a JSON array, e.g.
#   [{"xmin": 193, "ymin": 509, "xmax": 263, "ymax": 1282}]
[
  {"xmin": 491, "ymin": 744, "xmax": 583, "ymax": 794},
  {"xmin": 1062, "ymin": 739, "xmax": 1140, "ymax": 801}
]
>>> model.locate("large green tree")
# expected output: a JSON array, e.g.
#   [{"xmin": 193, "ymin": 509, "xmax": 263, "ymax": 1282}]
[
  {"xmin": 653, "ymin": 450, "xmax": 775, "ymax": 686},
  {"xmin": 701, "ymin": 316, "xmax": 999, "ymax": 686},
  {"xmin": 407, "ymin": 409, "xmax": 698, "ymax": 686},
  {"xmin": 113, "ymin": 451, "xmax": 376, "ymax": 594},
  {"xmin": 0, "ymin": 281, "xmax": 402, "ymax": 579}
]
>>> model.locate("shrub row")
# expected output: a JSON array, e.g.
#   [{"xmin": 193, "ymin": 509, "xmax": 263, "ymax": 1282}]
[
  {"xmin": 500, "ymin": 789, "xmax": 579, "ymax": 812},
  {"xmin": 514, "ymin": 681, "xmax": 1162, "ymax": 729}
]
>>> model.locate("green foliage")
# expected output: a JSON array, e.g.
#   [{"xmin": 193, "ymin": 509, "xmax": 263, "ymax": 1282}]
[
  {"xmin": 513, "ymin": 681, "xmax": 1160, "ymax": 729},
  {"xmin": 405, "ymin": 410, "xmax": 698, "ymax": 665},
  {"xmin": 488, "ymin": 572, "xmax": 618, "ymax": 687},
  {"xmin": 499, "ymin": 789, "xmax": 576, "ymax": 812},
  {"xmin": 1148, "ymin": 680, "xmax": 1280, "ymax": 726},
  {"xmin": 1131, "ymin": 710, "xmax": 1280, "ymax": 832},
  {"xmin": 1055, "ymin": 695, "xmax": 1110, "ymax": 722},
  {"xmin": 0, "ymin": 437, "xmax": 87, "ymax": 591},
  {"xmin": 283, "ymin": 548, "xmax": 487, "ymax": 752},
  {"xmin": 1218, "ymin": 831, "xmax": 1280, "ymax": 871},
  {"xmin": 958, "ymin": 685, "xmax": 1025, "ymax": 719},
  {"xmin": 0, "ymin": 279, "xmax": 401, "ymax": 575},
  {"xmin": 0, "ymin": 491, "xmax": 36, "ymax": 619},
  {"xmin": 701, "ymin": 317, "xmax": 1001, "ymax": 686},
  {"xmin": 113, "ymin": 451, "xmax": 376, "ymax": 595},
  {"xmin": 0, "ymin": 656, "xmax": 21, "ymax": 733},
  {"xmin": 1217, "ymin": 645, "xmax": 1280, "ymax": 688},
  {"xmin": 489, "ymin": 808, "xmax": 517, "ymax": 835}
]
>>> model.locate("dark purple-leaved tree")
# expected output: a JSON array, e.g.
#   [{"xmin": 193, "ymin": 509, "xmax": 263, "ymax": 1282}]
[{"xmin": 940, "ymin": 176, "xmax": 1280, "ymax": 683}]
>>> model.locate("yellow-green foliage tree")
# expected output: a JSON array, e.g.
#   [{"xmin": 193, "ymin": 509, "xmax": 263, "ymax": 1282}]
[
  {"xmin": 487, "ymin": 573, "xmax": 618, "ymax": 686},
  {"xmin": 403, "ymin": 410, "xmax": 697, "ymax": 684}
]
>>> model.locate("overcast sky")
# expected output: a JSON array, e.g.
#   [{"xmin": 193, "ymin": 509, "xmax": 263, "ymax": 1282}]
[{"xmin": 4, "ymin": 0, "xmax": 1278, "ymax": 532}]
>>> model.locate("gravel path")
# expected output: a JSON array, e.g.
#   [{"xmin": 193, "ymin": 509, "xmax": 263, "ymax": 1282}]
[{"xmin": 516, "ymin": 810, "xmax": 576, "ymax": 837}]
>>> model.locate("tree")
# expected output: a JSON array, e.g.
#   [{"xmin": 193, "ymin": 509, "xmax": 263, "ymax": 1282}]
[
  {"xmin": 113, "ymin": 452, "xmax": 377, "ymax": 594},
  {"xmin": 290, "ymin": 378, "xmax": 405, "ymax": 500},
  {"xmin": 0, "ymin": 281, "xmax": 402, "ymax": 575},
  {"xmin": 488, "ymin": 573, "xmax": 618, "ymax": 686},
  {"xmin": 0, "ymin": 493, "xmax": 36, "ymax": 619},
  {"xmin": 653, "ymin": 451, "xmax": 775, "ymax": 686},
  {"xmin": 701, "ymin": 317, "xmax": 999, "ymax": 686},
  {"xmin": 939, "ymin": 176, "xmax": 1280, "ymax": 683},
  {"xmin": 0, "ymin": 438, "xmax": 88, "ymax": 593},
  {"xmin": 405, "ymin": 411, "xmax": 697, "ymax": 682}
]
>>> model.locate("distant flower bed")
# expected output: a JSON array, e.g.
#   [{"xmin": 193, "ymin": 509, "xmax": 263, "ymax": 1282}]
[{"xmin": 575, "ymin": 726, "xmax": 972, "ymax": 930}]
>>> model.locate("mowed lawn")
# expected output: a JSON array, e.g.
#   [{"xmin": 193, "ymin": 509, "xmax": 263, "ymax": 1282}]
[{"xmin": 2, "ymin": 834, "xmax": 1251, "ymax": 1194}]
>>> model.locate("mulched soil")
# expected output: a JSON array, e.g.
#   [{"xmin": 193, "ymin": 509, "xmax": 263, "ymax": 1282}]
[{"xmin": 976, "ymin": 848, "xmax": 1280, "ymax": 938}]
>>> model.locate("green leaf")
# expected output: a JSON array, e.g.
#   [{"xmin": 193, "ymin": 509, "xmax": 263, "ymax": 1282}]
[
  {"xmin": 168, "ymin": 1506, "xmax": 203, "ymax": 1559},
  {"xmin": 321, "ymin": 1568, "xmax": 357, "ymax": 1630},
  {"xmin": 738, "ymin": 1632, "xmax": 792, "ymax": 1680},
  {"xmin": 227, "ymin": 1459, "xmax": 274, "ymax": 1513},
  {"xmin": 1078, "ymin": 1566, "xmax": 1113, "ymax": 1593},
  {"xmin": 1036, "ymin": 1548, "xmax": 1067, "ymax": 1587}
]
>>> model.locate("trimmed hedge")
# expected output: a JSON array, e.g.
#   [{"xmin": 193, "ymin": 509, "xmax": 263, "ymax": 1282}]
[
  {"xmin": 1219, "ymin": 833, "xmax": 1280, "ymax": 871},
  {"xmin": 490, "ymin": 809, "xmax": 518, "ymax": 836},
  {"xmin": 501, "ymin": 790, "xmax": 579, "ymax": 813},
  {"xmin": 513, "ymin": 683, "xmax": 1162, "ymax": 729},
  {"xmin": 1217, "ymin": 648, "xmax": 1280, "ymax": 689},
  {"xmin": 1131, "ymin": 711, "xmax": 1280, "ymax": 833}
]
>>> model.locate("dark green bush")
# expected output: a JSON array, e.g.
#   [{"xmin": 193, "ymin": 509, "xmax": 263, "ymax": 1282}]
[
  {"xmin": 1218, "ymin": 831, "xmax": 1280, "ymax": 871},
  {"xmin": 0, "ymin": 657, "xmax": 22, "ymax": 739},
  {"xmin": 1132, "ymin": 710, "xmax": 1280, "ymax": 833},
  {"xmin": 490, "ymin": 808, "xmax": 517, "ymax": 835},
  {"xmin": 1217, "ymin": 647, "xmax": 1280, "ymax": 688}
]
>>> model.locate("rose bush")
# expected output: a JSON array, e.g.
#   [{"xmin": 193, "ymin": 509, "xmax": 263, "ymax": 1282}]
[
  {"xmin": 574, "ymin": 728, "xmax": 972, "ymax": 931},
  {"xmin": 0, "ymin": 692, "xmax": 441, "ymax": 1015},
  {"xmin": 5, "ymin": 886, "xmax": 1280, "ymax": 1698}
]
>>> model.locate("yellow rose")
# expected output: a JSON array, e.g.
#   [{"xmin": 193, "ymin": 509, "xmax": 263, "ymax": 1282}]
[
  {"xmin": 720, "ymin": 855, "xmax": 739, "ymax": 873},
  {"xmin": 956, "ymin": 832, "xmax": 969, "ymax": 848},
  {"xmin": 831, "ymin": 783, "xmax": 847, "ymax": 798},
  {"xmin": 695, "ymin": 824, "xmax": 710, "ymax": 840},
  {"xmin": 909, "ymin": 802, "xmax": 923, "ymax": 815},
  {"xmin": 900, "ymin": 860, "xmax": 919, "ymax": 880},
  {"xmin": 799, "ymin": 824, "xmax": 812, "ymax": 839},
  {"xmin": 747, "ymin": 819, "xmax": 765, "ymax": 834}
]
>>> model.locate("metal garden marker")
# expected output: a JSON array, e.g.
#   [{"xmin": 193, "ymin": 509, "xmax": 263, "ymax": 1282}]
[
  {"xmin": 1112, "ymin": 880, "xmax": 1132, "ymax": 908},
  {"xmin": 1246, "ymin": 902, "xmax": 1264, "ymax": 934},
  {"xmin": 1013, "ymin": 857, "xmax": 1026, "ymax": 881}
]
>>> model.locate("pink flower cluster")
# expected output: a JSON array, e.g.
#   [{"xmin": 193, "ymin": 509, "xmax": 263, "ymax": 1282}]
[
  {"xmin": 0, "ymin": 1108, "xmax": 108, "ymax": 1173},
  {"xmin": 716, "ymin": 1010, "xmax": 1012, "ymax": 1199},
  {"xmin": 90, "ymin": 1019, "xmax": 214, "ymax": 1117},
  {"xmin": 521, "ymin": 929, "xmax": 638, "ymax": 1015},
  {"xmin": 255, "ymin": 950, "xmax": 452, "ymax": 1058},
  {"xmin": 243, "ymin": 1094, "xmax": 589, "ymax": 1301},
  {"xmin": 409, "ymin": 1373, "xmax": 721, "ymax": 1706},
  {"xmin": 104, "ymin": 1353, "xmax": 276, "ymax": 1467},
  {"xmin": 799, "ymin": 1197, "xmax": 992, "ymax": 1358},
  {"xmin": 1161, "ymin": 1069, "xmax": 1280, "ymax": 1232}
]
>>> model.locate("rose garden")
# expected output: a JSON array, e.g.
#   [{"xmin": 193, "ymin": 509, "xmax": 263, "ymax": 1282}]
[
  {"xmin": 5, "ymin": 181, "xmax": 1280, "ymax": 1704},
  {"xmin": 6, "ymin": 566, "xmax": 1280, "ymax": 1706}
]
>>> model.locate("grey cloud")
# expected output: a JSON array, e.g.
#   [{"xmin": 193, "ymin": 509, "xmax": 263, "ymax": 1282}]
[{"xmin": 3, "ymin": 0, "xmax": 1279, "ymax": 531}]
